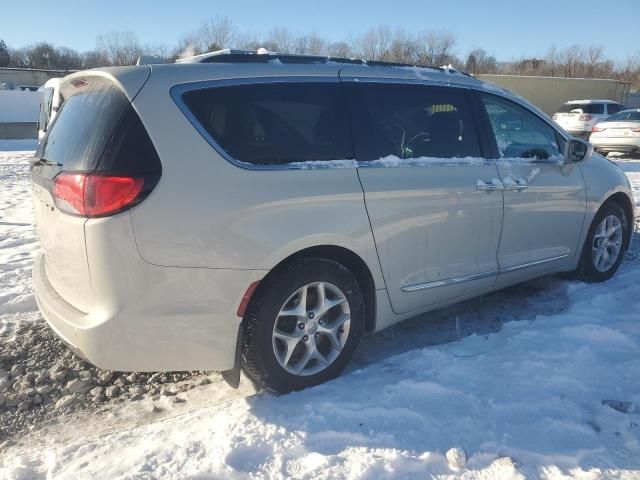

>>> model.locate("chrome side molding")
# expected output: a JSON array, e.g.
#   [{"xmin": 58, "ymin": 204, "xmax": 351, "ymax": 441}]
[
  {"xmin": 401, "ymin": 269, "xmax": 498, "ymax": 292},
  {"xmin": 401, "ymin": 254, "xmax": 569, "ymax": 292}
]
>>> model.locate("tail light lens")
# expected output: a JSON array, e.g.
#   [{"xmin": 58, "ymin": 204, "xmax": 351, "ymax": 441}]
[
  {"xmin": 579, "ymin": 114, "xmax": 592, "ymax": 121},
  {"xmin": 53, "ymin": 172, "xmax": 145, "ymax": 217},
  {"xmin": 591, "ymin": 125, "xmax": 604, "ymax": 133},
  {"xmin": 632, "ymin": 127, "xmax": 640, "ymax": 133}
]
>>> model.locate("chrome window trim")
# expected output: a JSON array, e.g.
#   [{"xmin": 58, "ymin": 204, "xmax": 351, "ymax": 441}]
[
  {"xmin": 170, "ymin": 76, "xmax": 352, "ymax": 171},
  {"xmin": 170, "ymin": 74, "xmax": 570, "ymax": 172},
  {"xmin": 401, "ymin": 254, "xmax": 568, "ymax": 292}
]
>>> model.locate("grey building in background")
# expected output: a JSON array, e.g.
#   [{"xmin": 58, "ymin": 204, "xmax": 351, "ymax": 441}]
[
  {"xmin": 478, "ymin": 74, "xmax": 632, "ymax": 117},
  {"xmin": 0, "ymin": 67, "xmax": 71, "ymax": 91}
]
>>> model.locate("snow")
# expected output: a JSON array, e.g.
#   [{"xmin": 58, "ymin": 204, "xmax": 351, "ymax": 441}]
[
  {"xmin": 1, "ymin": 141, "xmax": 640, "ymax": 479},
  {"xmin": 365, "ymin": 155, "xmax": 486, "ymax": 167}
]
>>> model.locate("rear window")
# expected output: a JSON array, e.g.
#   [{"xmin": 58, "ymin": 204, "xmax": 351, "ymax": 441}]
[
  {"xmin": 558, "ymin": 103, "xmax": 605, "ymax": 114},
  {"xmin": 36, "ymin": 77, "xmax": 129, "ymax": 170},
  {"xmin": 604, "ymin": 110, "xmax": 640, "ymax": 122},
  {"xmin": 180, "ymin": 82, "xmax": 353, "ymax": 165}
]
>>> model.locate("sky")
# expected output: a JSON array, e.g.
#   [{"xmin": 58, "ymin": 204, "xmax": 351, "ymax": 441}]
[{"xmin": 1, "ymin": 0, "xmax": 639, "ymax": 62}]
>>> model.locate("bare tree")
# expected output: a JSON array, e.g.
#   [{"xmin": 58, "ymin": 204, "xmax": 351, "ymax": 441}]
[
  {"xmin": 415, "ymin": 31, "xmax": 457, "ymax": 66},
  {"xmin": 55, "ymin": 47, "xmax": 82, "ymax": 70},
  {"xmin": 197, "ymin": 17, "xmax": 235, "ymax": 52},
  {"xmin": 327, "ymin": 41, "xmax": 352, "ymax": 58},
  {"xmin": 96, "ymin": 31, "xmax": 142, "ymax": 66},
  {"xmin": 265, "ymin": 27, "xmax": 296, "ymax": 53},
  {"xmin": 82, "ymin": 50, "xmax": 112, "ymax": 69},
  {"xmin": 353, "ymin": 25, "xmax": 392, "ymax": 61},
  {"xmin": 465, "ymin": 49, "xmax": 497, "ymax": 74},
  {"xmin": 0, "ymin": 39, "xmax": 10, "ymax": 67}
]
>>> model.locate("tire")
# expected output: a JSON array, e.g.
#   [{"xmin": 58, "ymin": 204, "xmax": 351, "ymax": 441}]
[
  {"xmin": 576, "ymin": 201, "xmax": 629, "ymax": 283},
  {"xmin": 241, "ymin": 257, "xmax": 365, "ymax": 393}
]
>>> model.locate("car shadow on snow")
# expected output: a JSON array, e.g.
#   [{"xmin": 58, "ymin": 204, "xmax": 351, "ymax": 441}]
[
  {"xmin": 352, "ymin": 274, "xmax": 572, "ymax": 370},
  {"xmin": 236, "ymin": 229, "xmax": 640, "ymax": 477}
]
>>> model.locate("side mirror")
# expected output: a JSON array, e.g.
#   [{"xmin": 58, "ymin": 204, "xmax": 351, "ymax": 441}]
[{"xmin": 565, "ymin": 138, "xmax": 592, "ymax": 163}]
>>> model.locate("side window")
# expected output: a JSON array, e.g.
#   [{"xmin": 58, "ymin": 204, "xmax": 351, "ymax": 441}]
[
  {"xmin": 607, "ymin": 104, "xmax": 621, "ymax": 115},
  {"xmin": 480, "ymin": 94, "xmax": 562, "ymax": 161},
  {"xmin": 181, "ymin": 82, "xmax": 353, "ymax": 166},
  {"xmin": 345, "ymin": 83, "xmax": 482, "ymax": 162}
]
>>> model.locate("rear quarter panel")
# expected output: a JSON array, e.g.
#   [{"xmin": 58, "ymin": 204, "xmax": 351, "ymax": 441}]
[{"xmin": 127, "ymin": 67, "xmax": 385, "ymax": 289}]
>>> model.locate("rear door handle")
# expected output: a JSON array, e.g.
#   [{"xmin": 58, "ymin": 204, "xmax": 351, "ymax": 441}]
[{"xmin": 476, "ymin": 178, "xmax": 504, "ymax": 192}]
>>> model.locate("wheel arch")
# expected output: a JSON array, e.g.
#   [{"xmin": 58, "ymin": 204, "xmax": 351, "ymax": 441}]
[
  {"xmin": 603, "ymin": 191, "xmax": 635, "ymax": 250},
  {"xmin": 247, "ymin": 245, "xmax": 377, "ymax": 333}
]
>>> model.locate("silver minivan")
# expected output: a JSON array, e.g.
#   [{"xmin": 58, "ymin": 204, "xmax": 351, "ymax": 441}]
[{"xmin": 31, "ymin": 52, "xmax": 634, "ymax": 393}]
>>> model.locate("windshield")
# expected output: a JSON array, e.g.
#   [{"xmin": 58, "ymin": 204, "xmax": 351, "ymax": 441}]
[
  {"xmin": 558, "ymin": 103, "xmax": 605, "ymax": 114},
  {"xmin": 35, "ymin": 76, "xmax": 129, "ymax": 170},
  {"xmin": 604, "ymin": 111, "xmax": 640, "ymax": 122}
]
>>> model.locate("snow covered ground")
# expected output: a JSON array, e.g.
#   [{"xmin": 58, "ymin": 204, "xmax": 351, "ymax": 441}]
[{"xmin": 1, "ymin": 142, "xmax": 640, "ymax": 479}]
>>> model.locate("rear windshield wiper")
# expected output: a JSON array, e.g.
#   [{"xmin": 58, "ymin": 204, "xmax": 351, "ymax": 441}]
[{"xmin": 32, "ymin": 158, "xmax": 63, "ymax": 167}]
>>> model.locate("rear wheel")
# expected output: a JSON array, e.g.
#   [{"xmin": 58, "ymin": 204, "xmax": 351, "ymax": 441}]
[
  {"xmin": 241, "ymin": 258, "xmax": 365, "ymax": 393},
  {"xmin": 576, "ymin": 201, "xmax": 629, "ymax": 283}
]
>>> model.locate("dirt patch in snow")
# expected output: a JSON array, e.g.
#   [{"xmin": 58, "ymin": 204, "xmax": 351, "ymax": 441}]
[{"xmin": 0, "ymin": 320, "xmax": 217, "ymax": 444}]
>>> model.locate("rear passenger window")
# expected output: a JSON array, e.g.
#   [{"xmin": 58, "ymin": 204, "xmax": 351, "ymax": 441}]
[
  {"xmin": 181, "ymin": 82, "xmax": 353, "ymax": 166},
  {"xmin": 345, "ymin": 83, "xmax": 482, "ymax": 162}
]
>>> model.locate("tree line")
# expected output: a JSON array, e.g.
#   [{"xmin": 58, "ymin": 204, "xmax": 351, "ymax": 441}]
[{"xmin": 1, "ymin": 18, "xmax": 638, "ymax": 89}]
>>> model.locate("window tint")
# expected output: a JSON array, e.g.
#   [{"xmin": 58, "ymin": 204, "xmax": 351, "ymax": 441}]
[
  {"xmin": 181, "ymin": 82, "xmax": 353, "ymax": 165},
  {"xmin": 606, "ymin": 104, "xmax": 623, "ymax": 114},
  {"xmin": 558, "ymin": 103, "xmax": 605, "ymax": 114},
  {"xmin": 36, "ymin": 77, "xmax": 130, "ymax": 170},
  {"xmin": 604, "ymin": 110, "xmax": 640, "ymax": 122},
  {"xmin": 345, "ymin": 83, "xmax": 481, "ymax": 161},
  {"xmin": 481, "ymin": 94, "xmax": 562, "ymax": 161}
]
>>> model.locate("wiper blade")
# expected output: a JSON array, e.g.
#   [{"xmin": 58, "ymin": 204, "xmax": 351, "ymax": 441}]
[{"xmin": 33, "ymin": 158, "xmax": 63, "ymax": 167}]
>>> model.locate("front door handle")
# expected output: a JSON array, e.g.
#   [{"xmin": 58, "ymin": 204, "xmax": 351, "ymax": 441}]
[
  {"xmin": 476, "ymin": 178, "xmax": 504, "ymax": 193},
  {"xmin": 503, "ymin": 177, "xmax": 528, "ymax": 192}
]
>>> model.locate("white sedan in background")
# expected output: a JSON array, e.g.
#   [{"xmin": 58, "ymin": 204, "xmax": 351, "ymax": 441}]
[{"xmin": 589, "ymin": 109, "xmax": 640, "ymax": 157}]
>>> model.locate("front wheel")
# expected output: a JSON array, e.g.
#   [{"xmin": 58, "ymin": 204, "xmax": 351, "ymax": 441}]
[
  {"xmin": 576, "ymin": 201, "xmax": 629, "ymax": 283},
  {"xmin": 241, "ymin": 258, "xmax": 365, "ymax": 393}
]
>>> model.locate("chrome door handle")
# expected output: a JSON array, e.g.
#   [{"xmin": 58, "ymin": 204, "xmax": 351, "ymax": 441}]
[
  {"xmin": 503, "ymin": 178, "xmax": 528, "ymax": 192},
  {"xmin": 476, "ymin": 179, "xmax": 504, "ymax": 192}
]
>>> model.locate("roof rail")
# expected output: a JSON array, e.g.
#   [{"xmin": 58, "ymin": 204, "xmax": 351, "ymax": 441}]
[{"xmin": 174, "ymin": 48, "xmax": 475, "ymax": 76}]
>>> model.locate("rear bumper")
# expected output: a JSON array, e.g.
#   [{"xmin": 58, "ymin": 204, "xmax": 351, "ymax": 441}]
[
  {"xmin": 595, "ymin": 145, "xmax": 639, "ymax": 154},
  {"xmin": 33, "ymin": 252, "xmax": 265, "ymax": 372},
  {"xmin": 591, "ymin": 140, "xmax": 640, "ymax": 154}
]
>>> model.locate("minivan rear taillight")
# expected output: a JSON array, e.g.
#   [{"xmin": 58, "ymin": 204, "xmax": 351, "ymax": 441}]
[
  {"xmin": 53, "ymin": 172, "xmax": 145, "ymax": 217},
  {"xmin": 579, "ymin": 114, "xmax": 593, "ymax": 121}
]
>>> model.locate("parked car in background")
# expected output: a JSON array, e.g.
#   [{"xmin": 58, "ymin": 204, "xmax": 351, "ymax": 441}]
[
  {"xmin": 31, "ymin": 52, "xmax": 635, "ymax": 393},
  {"xmin": 553, "ymin": 99, "xmax": 627, "ymax": 139},
  {"xmin": 589, "ymin": 109, "xmax": 640, "ymax": 157},
  {"xmin": 38, "ymin": 78, "xmax": 62, "ymax": 141}
]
